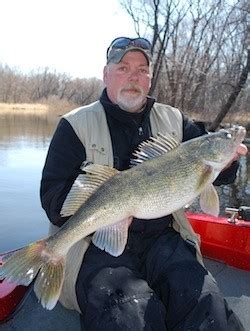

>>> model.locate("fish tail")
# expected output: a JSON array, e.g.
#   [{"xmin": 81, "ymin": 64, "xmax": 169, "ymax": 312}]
[{"xmin": 0, "ymin": 240, "xmax": 65, "ymax": 310}]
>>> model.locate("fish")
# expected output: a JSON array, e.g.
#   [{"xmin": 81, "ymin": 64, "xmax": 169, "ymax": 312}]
[{"xmin": 0, "ymin": 125, "xmax": 246, "ymax": 310}]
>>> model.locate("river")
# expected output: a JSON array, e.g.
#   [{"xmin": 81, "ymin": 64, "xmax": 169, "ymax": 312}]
[
  {"xmin": 0, "ymin": 109, "xmax": 58, "ymax": 252},
  {"xmin": 0, "ymin": 108, "xmax": 249, "ymax": 253}
]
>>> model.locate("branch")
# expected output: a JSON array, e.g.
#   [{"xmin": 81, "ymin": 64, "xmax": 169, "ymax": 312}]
[{"xmin": 208, "ymin": 49, "xmax": 249, "ymax": 131}]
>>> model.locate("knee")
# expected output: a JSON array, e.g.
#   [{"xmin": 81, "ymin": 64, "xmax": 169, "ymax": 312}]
[
  {"xmin": 78, "ymin": 266, "xmax": 167, "ymax": 330},
  {"xmin": 85, "ymin": 266, "xmax": 155, "ymax": 309}
]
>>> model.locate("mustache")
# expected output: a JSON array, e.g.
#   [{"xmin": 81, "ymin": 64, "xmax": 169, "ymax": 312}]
[{"xmin": 120, "ymin": 84, "xmax": 143, "ymax": 94}]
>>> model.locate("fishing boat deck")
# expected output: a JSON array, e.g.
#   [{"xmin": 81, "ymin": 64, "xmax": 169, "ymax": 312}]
[{"xmin": 1, "ymin": 258, "xmax": 249, "ymax": 331}]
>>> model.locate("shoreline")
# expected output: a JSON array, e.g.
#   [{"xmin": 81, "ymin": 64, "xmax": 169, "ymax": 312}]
[
  {"xmin": 0, "ymin": 102, "xmax": 249, "ymax": 127},
  {"xmin": 0, "ymin": 102, "xmax": 74, "ymax": 116},
  {"xmin": 0, "ymin": 103, "xmax": 49, "ymax": 114}
]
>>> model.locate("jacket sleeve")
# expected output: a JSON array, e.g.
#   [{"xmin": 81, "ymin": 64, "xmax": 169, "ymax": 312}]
[
  {"xmin": 182, "ymin": 114, "xmax": 239, "ymax": 186},
  {"xmin": 40, "ymin": 118, "xmax": 86, "ymax": 227}
]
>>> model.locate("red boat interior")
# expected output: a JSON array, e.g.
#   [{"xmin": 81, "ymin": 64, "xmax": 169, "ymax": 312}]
[{"xmin": 187, "ymin": 211, "xmax": 250, "ymax": 271}]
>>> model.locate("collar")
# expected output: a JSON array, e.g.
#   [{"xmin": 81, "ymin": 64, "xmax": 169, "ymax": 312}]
[{"xmin": 100, "ymin": 89, "xmax": 155, "ymax": 125}]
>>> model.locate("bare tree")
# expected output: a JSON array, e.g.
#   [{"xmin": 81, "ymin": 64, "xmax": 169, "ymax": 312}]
[
  {"xmin": 66, "ymin": 77, "xmax": 104, "ymax": 105},
  {"xmin": 0, "ymin": 0, "xmax": 247, "ymax": 128},
  {"xmin": 28, "ymin": 67, "xmax": 60, "ymax": 101},
  {"xmin": 208, "ymin": 0, "xmax": 249, "ymax": 130},
  {"xmin": 0, "ymin": 64, "xmax": 17, "ymax": 102},
  {"xmin": 121, "ymin": 0, "xmax": 248, "ymax": 127},
  {"xmin": 0, "ymin": 64, "xmax": 104, "ymax": 107}
]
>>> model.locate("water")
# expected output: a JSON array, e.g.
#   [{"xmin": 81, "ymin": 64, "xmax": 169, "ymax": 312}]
[
  {"xmin": 0, "ymin": 109, "xmax": 58, "ymax": 252},
  {"xmin": 0, "ymin": 109, "xmax": 249, "ymax": 253}
]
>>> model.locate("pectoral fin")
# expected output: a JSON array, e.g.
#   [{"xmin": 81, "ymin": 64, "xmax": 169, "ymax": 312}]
[
  {"xmin": 199, "ymin": 184, "xmax": 220, "ymax": 216},
  {"xmin": 92, "ymin": 217, "xmax": 133, "ymax": 257}
]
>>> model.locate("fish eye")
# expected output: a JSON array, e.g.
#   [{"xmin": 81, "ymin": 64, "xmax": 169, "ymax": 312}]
[{"xmin": 221, "ymin": 130, "xmax": 232, "ymax": 139}]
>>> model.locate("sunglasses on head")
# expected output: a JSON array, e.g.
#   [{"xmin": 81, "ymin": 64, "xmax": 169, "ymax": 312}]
[{"xmin": 106, "ymin": 37, "xmax": 152, "ymax": 60}]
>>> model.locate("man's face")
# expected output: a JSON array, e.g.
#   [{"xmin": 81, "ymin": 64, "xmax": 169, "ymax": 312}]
[{"xmin": 103, "ymin": 51, "xmax": 152, "ymax": 113}]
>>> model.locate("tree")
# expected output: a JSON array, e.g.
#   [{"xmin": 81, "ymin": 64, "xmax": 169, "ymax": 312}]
[
  {"xmin": 208, "ymin": 0, "xmax": 249, "ymax": 130},
  {"xmin": 28, "ymin": 67, "xmax": 60, "ymax": 101},
  {"xmin": 121, "ymin": 0, "xmax": 248, "ymax": 127}
]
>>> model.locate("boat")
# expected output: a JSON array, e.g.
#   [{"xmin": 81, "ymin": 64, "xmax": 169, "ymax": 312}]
[{"xmin": 0, "ymin": 207, "xmax": 250, "ymax": 330}]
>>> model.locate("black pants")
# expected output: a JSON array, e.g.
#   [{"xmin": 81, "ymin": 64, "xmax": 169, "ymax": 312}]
[{"xmin": 76, "ymin": 219, "xmax": 243, "ymax": 330}]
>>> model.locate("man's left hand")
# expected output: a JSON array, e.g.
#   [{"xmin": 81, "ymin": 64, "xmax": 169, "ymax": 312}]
[{"xmin": 223, "ymin": 143, "xmax": 248, "ymax": 170}]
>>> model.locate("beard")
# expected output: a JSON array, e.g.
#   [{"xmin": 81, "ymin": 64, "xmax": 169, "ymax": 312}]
[{"xmin": 116, "ymin": 84, "xmax": 146, "ymax": 112}]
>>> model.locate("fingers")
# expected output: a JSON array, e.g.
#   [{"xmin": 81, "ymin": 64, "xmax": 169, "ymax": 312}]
[
  {"xmin": 230, "ymin": 144, "xmax": 248, "ymax": 162},
  {"xmin": 222, "ymin": 143, "xmax": 248, "ymax": 170},
  {"xmin": 236, "ymin": 143, "xmax": 248, "ymax": 156}
]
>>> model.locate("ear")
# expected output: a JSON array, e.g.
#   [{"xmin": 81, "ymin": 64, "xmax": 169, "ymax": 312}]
[{"xmin": 103, "ymin": 65, "xmax": 108, "ymax": 84}]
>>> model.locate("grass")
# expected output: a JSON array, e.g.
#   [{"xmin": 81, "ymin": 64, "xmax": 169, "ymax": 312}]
[
  {"xmin": 0, "ymin": 103, "xmax": 49, "ymax": 114},
  {"xmin": 0, "ymin": 102, "xmax": 248, "ymax": 125},
  {"xmin": 0, "ymin": 100, "xmax": 75, "ymax": 117}
]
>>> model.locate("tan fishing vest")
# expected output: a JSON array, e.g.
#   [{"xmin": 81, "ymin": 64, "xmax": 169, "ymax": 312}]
[{"xmin": 49, "ymin": 100, "xmax": 203, "ymax": 313}]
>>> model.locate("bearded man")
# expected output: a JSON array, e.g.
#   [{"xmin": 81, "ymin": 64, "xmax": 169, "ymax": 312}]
[{"xmin": 41, "ymin": 37, "xmax": 245, "ymax": 330}]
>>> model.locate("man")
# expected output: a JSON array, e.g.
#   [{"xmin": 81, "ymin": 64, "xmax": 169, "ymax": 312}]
[{"xmin": 41, "ymin": 37, "xmax": 246, "ymax": 330}]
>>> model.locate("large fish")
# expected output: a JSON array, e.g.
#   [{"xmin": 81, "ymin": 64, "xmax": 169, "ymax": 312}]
[{"xmin": 0, "ymin": 125, "xmax": 246, "ymax": 310}]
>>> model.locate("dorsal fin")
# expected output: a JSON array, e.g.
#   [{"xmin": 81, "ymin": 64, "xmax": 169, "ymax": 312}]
[
  {"xmin": 60, "ymin": 164, "xmax": 119, "ymax": 217},
  {"xmin": 130, "ymin": 132, "xmax": 179, "ymax": 166}
]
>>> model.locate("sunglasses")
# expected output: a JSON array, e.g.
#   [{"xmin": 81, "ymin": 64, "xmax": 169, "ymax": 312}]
[{"xmin": 106, "ymin": 37, "xmax": 152, "ymax": 60}]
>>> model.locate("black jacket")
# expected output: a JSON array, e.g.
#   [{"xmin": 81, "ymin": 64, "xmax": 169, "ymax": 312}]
[{"xmin": 40, "ymin": 89, "xmax": 239, "ymax": 227}]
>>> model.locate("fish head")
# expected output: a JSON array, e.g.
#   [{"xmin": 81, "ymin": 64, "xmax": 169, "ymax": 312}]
[{"xmin": 197, "ymin": 125, "xmax": 246, "ymax": 170}]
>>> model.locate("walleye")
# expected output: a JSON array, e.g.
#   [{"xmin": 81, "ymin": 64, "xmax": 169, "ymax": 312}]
[{"xmin": 0, "ymin": 126, "xmax": 246, "ymax": 310}]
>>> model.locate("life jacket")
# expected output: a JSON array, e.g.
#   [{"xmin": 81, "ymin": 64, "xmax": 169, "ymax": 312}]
[{"xmin": 49, "ymin": 100, "xmax": 203, "ymax": 313}]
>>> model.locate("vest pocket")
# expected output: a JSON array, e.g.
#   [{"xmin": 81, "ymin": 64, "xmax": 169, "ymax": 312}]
[{"xmin": 87, "ymin": 142, "xmax": 107, "ymax": 163}]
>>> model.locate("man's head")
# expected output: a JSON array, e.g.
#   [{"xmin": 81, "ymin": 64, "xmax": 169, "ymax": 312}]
[
  {"xmin": 103, "ymin": 37, "xmax": 153, "ymax": 113},
  {"xmin": 106, "ymin": 37, "xmax": 152, "ymax": 65}
]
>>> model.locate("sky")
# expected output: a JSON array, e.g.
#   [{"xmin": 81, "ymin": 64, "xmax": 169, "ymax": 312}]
[{"xmin": 0, "ymin": 0, "xmax": 136, "ymax": 79}]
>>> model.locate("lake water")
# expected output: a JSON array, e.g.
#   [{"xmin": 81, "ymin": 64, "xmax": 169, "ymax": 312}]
[
  {"xmin": 0, "ymin": 109, "xmax": 249, "ymax": 253},
  {"xmin": 0, "ymin": 110, "xmax": 58, "ymax": 252}
]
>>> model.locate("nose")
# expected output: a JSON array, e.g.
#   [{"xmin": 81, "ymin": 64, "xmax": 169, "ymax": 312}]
[{"xmin": 128, "ymin": 70, "xmax": 140, "ymax": 82}]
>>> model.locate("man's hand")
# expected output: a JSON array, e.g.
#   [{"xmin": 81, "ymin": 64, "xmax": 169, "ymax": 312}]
[{"xmin": 223, "ymin": 143, "xmax": 248, "ymax": 170}]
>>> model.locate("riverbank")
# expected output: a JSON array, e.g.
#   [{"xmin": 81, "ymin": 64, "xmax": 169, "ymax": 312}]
[
  {"xmin": 0, "ymin": 102, "xmax": 249, "ymax": 130},
  {"xmin": 0, "ymin": 103, "xmax": 49, "ymax": 112},
  {"xmin": 189, "ymin": 111, "xmax": 249, "ymax": 128},
  {"xmin": 0, "ymin": 100, "xmax": 75, "ymax": 117}
]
